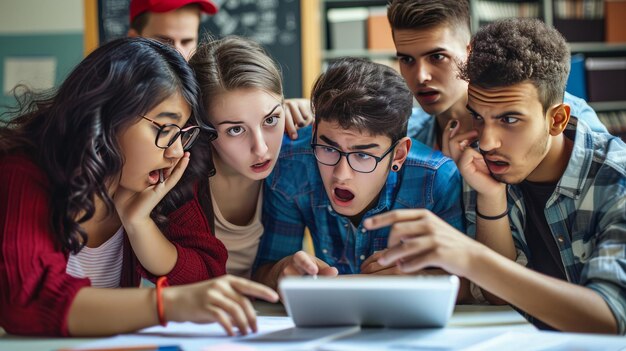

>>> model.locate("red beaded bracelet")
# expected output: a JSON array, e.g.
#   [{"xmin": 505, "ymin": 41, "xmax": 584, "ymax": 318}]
[{"xmin": 156, "ymin": 276, "xmax": 169, "ymax": 327}]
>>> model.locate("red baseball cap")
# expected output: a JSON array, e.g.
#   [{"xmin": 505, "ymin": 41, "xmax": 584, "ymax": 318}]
[{"xmin": 130, "ymin": 0, "xmax": 219, "ymax": 22}]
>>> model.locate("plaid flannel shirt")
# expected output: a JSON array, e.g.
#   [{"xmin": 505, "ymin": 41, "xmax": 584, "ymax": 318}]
[{"xmin": 465, "ymin": 118, "xmax": 626, "ymax": 334}]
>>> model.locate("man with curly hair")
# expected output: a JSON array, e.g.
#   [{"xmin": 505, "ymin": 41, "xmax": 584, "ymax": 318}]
[
  {"xmin": 363, "ymin": 18, "xmax": 626, "ymax": 334},
  {"xmin": 387, "ymin": 0, "xmax": 607, "ymax": 152}
]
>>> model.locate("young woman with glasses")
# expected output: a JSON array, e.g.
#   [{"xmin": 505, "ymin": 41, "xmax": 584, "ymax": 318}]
[
  {"xmin": 188, "ymin": 36, "xmax": 313, "ymax": 278},
  {"xmin": 0, "ymin": 37, "xmax": 277, "ymax": 337}
]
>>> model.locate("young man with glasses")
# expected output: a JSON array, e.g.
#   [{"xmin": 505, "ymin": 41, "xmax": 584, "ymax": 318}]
[{"xmin": 253, "ymin": 58, "xmax": 465, "ymax": 292}]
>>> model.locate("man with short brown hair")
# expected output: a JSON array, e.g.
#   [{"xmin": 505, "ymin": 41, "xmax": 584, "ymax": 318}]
[{"xmin": 387, "ymin": 0, "xmax": 607, "ymax": 151}]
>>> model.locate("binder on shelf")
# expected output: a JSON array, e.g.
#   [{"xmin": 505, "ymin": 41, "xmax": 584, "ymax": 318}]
[
  {"xmin": 586, "ymin": 57, "xmax": 626, "ymax": 102},
  {"xmin": 475, "ymin": 0, "xmax": 540, "ymax": 22},
  {"xmin": 554, "ymin": 19, "xmax": 604, "ymax": 42},
  {"xmin": 327, "ymin": 7, "xmax": 368, "ymax": 51},
  {"xmin": 606, "ymin": 0, "xmax": 626, "ymax": 43},
  {"xmin": 597, "ymin": 111, "xmax": 626, "ymax": 141},
  {"xmin": 566, "ymin": 54, "xmax": 587, "ymax": 100},
  {"xmin": 367, "ymin": 7, "xmax": 395, "ymax": 51}
]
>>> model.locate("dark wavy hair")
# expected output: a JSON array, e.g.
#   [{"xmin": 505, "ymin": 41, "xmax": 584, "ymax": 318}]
[
  {"xmin": 311, "ymin": 57, "xmax": 413, "ymax": 143},
  {"xmin": 461, "ymin": 18, "xmax": 571, "ymax": 111},
  {"xmin": 0, "ymin": 37, "xmax": 214, "ymax": 254}
]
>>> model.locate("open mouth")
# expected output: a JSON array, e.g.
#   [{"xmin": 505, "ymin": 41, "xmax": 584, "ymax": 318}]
[
  {"xmin": 148, "ymin": 168, "xmax": 168, "ymax": 185},
  {"xmin": 485, "ymin": 159, "xmax": 510, "ymax": 174},
  {"xmin": 415, "ymin": 90, "xmax": 440, "ymax": 104},
  {"xmin": 251, "ymin": 160, "xmax": 271, "ymax": 173},
  {"xmin": 334, "ymin": 188, "xmax": 355, "ymax": 202}
]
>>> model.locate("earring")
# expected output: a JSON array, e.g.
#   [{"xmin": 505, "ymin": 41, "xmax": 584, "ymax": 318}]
[{"xmin": 392, "ymin": 165, "xmax": 399, "ymax": 171}]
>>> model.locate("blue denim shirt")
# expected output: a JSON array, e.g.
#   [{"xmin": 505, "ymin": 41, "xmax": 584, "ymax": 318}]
[
  {"xmin": 464, "ymin": 118, "xmax": 626, "ymax": 334},
  {"xmin": 408, "ymin": 92, "xmax": 608, "ymax": 147},
  {"xmin": 255, "ymin": 125, "xmax": 465, "ymax": 274}
]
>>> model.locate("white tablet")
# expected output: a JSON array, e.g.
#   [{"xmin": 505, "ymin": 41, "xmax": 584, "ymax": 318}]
[{"xmin": 279, "ymin": 275, "xmax": 459, "ymax": 328}]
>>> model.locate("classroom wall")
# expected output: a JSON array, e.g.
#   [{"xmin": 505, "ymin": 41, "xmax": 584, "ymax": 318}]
[{"xmin": 0, "ymin": 0, "xmax": 84, "ymax": 117}]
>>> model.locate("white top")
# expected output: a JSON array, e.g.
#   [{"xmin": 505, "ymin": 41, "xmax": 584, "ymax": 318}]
[
  {"xmin": 212, "ymin": 188, "xmax": 264, "ymax": 278},
  {"xmin": 66, "ymin": 227, "xmax": 124, "ymax": 288}
]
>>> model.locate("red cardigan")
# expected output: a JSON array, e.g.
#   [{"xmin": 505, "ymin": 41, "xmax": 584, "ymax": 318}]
[{"xmin": 0, "ymin": 154, "xmax": 227, "ymax": 336}]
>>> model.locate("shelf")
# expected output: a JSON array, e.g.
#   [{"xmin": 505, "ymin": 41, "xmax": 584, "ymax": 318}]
[
  {"xmin": 323, "ymin": 49, "xmax": 396, "ymax": 60},
  {"xmin": 569, "ymin": 42, "xmax": 626, "ymax": 53},
  {"xmin": 322, "ymin": 0, "xmax": 386, "ymax": 7},
  {"xmin": 589, "ymin": 101, "xmax": 626, "ymax": 112}
]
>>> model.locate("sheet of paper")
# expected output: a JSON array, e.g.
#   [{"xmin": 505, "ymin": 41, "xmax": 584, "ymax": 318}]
[
  {"xmin": 242, "ymin": 326, "xmax": 359, "ymax": 342},
  {"xmin": 75, "ymin": 317, "xmax": 296, "ymax": 351},
  {"xmin": 465, "ymin": 331, "xmax": 626, "ymax": 351},
  {"xmin": 3, "ymin": 57, "xmax": 56, "ymax": 94},
  {"xmin": 73, "ymin": 317, "xmax": 358, "ymax": 351},
  {"xmin": 318, "ymin": 327, "xmax": 506, "ymax": 351},
  {"xmin": 449, "ymin": 305, "xmax": 531, "ymax": 327}
]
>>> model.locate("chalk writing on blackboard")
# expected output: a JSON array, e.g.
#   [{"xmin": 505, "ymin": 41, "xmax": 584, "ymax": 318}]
[{"xmin": 98, "ymin": 0, "xmax": 302, "ymax": 97}]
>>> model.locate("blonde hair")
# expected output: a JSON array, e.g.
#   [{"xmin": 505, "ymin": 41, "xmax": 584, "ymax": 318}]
[{"xmin": 189, "ymin": 35, "xmax": 283, "ymax": 119}]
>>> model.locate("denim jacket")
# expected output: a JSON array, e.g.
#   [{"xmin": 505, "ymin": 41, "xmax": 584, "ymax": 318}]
[{"xmin": 255, "ymin": 125, "xmax": 465, "ymax": 274}]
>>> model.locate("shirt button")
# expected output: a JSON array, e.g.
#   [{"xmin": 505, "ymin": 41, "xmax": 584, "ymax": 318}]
[
  {"xmin": 344, "ymin": 223, "xmax": 348, "ymax": 228},
  {"xmin": 327, "ymin": 205, "xmax": 333, "ymax": 212},
  {"xmin": 361, "ymin": 228, "xmax": 366, "ymax": 233},
  {"xmin": 360, "ymin": 255, "xmax": 365, "ymax": 260},
  {"xmin": 322, "ymin": 249, "xmax": 328, "ymax": 254},
  {"xmin": 557, "ymin": 235, "xmax": 565, "ymax": 244}
]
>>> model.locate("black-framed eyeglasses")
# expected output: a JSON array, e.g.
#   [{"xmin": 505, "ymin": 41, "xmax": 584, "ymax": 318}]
[
  {"xmin": 141, "ymin": 116, "xmax": 201, "ymax": 151},
  {"xmin": 202, "ymin": 124, "xmax": 218, "ymax": 142},
  {"xmin": 310, "ymin": 130, "xmax": 399, "ymax": 173}
]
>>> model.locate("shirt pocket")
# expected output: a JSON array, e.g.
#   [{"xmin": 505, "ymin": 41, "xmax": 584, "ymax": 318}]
[{"xmin": 571, "ymin": 235, "xmax": 596, "ymax": 264}]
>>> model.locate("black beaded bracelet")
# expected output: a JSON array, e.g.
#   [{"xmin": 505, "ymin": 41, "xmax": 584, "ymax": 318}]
[{"xmin": 476, "ymin": 207, "xmax": 509, "ymax": 220}]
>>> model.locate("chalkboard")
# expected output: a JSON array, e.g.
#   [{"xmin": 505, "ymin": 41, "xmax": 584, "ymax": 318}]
[
  {"xmin": 98, "ymin": 0, "xmax": 130, "ymax": 43},
  {"xmin": 97, "ymin": 0, "xmax": 302, "ymax": 98}
]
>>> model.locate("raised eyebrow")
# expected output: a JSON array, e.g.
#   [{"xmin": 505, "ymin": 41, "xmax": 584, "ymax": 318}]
[
  {"xmin": 397, "ymin": 48, "xmax": 446, "ymax": 58},
  {"xmin": 466, "ymin": 105, "xmax": 524, "ymax": 120},
  {"xmin": 466, "ymin": 105, "xmax": 480, "ymax": 117},
  {"xmin": 350, "ymin": 143, "xmax": 379, "ymax": 151},
  {"xmin": 264, "ymin": 104, "xmax": 282, "ymax": 118},
  {"xmin": 318, "ymin": 135, "xmax": 379, "ymax": 151},
  {"xmin": 319, "ymin": 135, "xmax": 340, "ymax": 148},
  {"xmin": 218, "ymin": 120, "xmax": 244, "ymax": 125},
  {"xmin": 154, "ymin": 112, "xmax": 182, "ymax": 122},
  {"xmin": 218, "ymin": 105, "xmax": 282, "ymax": 126},
  {"xmin": 494, "ymin": 111, "xmax": 524, "ymax": 120},
  {"xmin": 422, "ymin": 47, "xmax": 447, "ymax": 56}
]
